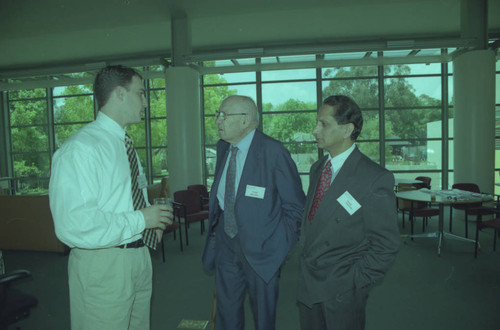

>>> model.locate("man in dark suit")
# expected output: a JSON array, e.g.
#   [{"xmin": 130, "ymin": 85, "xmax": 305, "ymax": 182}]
[
  {"xmin": 297, "ymin": 95, "xmax": 400, "ymax": 330},
  {"xmin": 202, "ymin": 95, "xmax": 305, "ymax": 330}
]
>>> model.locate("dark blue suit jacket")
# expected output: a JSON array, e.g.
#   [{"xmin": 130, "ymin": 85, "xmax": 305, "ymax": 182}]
[{"xmin": 202, "ymin": 130, "xmax": 305, "ymax": 282}]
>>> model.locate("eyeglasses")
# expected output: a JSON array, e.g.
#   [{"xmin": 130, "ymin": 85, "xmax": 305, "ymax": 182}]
[{"xmin": 215, "ymin": 111, "xmax": 247, "ymax": 121}]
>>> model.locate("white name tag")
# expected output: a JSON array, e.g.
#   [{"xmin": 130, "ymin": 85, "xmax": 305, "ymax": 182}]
[
  {"xmin": 245, "ymin": 185, "xmax": 266, "ymax": 199},
  {"xmin": 337, "ymin": 191, "xmax": 361, "ymax": 215},
  {"xmin": 138, "ymin": 174, "xmax": 148, "ymax": 189}
]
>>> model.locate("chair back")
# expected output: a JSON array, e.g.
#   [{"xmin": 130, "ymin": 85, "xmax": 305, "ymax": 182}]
[
  {"xmin": 414, "ymin": 176, "xmax": 431, "ymax": 189},
  {"xmin": 188, "ymin": 184, "xmax": 209, "ymax": 198},
  {"xmin": 174, "ymin": 189, "xmax": 202, "ymax": 215},
  {"xmin": 452, "ymin": 183, "xmax": 480, "ymax": 193},
  {"xmin": 452, "ymin": 183, "xmax": 482, "ymax": 208}
]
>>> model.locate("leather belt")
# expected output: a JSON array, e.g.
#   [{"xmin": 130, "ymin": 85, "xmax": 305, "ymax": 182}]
[{"xmin": 117, "ymin": 239, "xmax": 144, "ymax": 249}]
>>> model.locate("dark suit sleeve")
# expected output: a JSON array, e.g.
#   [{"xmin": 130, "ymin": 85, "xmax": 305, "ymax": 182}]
[
  {"xmin": 274, "ymin": 145, "xmax": 306, "ymax": 246},
  {"xmin": 353, "ymin": 170, "xmax": 400, "ymax": 289}
]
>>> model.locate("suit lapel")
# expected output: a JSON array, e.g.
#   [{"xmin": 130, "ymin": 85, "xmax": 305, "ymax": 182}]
[{"xmin": 314, "ymin": 147, "xmax": 363, "ymax": 219}]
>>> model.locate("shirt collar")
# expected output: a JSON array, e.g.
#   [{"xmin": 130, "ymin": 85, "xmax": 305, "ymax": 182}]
[
  {"xmin": 326, "ymin": 143, "xmax": 356, "ymax": 173},
  {"xmin": 96, "ymin": 112, "xmax": 127, "ymax": 140},
  {"xmin": 233, "ymin": 129, "xmax": 256, "ymax": 154}
]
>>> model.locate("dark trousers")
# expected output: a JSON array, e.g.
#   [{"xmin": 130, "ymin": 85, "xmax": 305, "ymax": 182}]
[
  {"xmin": 214, "ymin": 215, "xmax": 279, "ymax": 330},
  {"xmin": 298, "ymin": 288, "xmax": 369, "ymax": 330}
]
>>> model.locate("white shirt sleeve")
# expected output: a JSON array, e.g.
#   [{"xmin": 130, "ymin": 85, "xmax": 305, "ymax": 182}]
[{"xmin": 49, "ymin": 142, "xmax": 145, "ymax": 249}]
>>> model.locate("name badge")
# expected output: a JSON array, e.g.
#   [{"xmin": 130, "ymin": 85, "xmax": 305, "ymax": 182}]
[
  {"xmin": 245, "ymin": 185, "xmax": 266, "ymax": 199},
  {"xmin": 337, "ymin": 191, "xmax": 361, "ymax": 215},
  {"xmin": 138, "ymin": 174, "xmax": 148, "ymax": 189}
]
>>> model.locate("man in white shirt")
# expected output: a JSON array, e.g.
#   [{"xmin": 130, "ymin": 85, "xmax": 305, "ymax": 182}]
[{"xmin": 49, "ymin": 65, "xmax": 172, "ymax": 330}]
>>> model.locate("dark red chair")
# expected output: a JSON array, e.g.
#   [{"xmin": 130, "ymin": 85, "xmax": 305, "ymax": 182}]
[
  {"xmin": 174, "ymin": 189, "xmax": 209, "ymax": 246},
  {"xmin": 413, "ymin": 176, "xmax": 431, "ymax": 190},
  {"xmin": 474, "ymin": 213, "xmax": 500, "ymax": 258},
  {"xmin": 397, "ymin": 184, "xmax": 439, "ymax": 236},
  {"xmin": 188, "ymin": 184, "xmax": 209, "ymax": 211},
  {"xmin": 450, "ymin": 183, "xmax": 496, "ymax": 238},
  {"xmin": 160, "ymin": 203, "xmax": 183, "ymax": 262}
]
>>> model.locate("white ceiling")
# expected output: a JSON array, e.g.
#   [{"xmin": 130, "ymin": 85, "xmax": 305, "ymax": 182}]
[{"xmin": 0, "ymin": 0, "xmax": 499, "ymax": 72}]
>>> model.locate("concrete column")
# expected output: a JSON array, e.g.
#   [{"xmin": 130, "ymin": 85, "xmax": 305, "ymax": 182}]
[
  {"xmin": 166, "ymin": 66, "xmax": 202, "ymax": 194},
  {"xmin": 453, "ymin": 50, "xmax": 496, "ymax": 193}
]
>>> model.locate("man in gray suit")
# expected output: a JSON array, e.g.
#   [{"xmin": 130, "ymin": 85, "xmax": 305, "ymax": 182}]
[
  {"xmin": 202, "ymin": 95, "xmax": 305, "ymax": 330},
  {"xmin": 297, "ymin": 95, "xmax": 400, "ymax": 330}
]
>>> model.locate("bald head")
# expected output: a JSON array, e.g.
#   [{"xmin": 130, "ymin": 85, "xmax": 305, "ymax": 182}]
[{"xmin": 220, "ymin": 95, "xmax": 259, "ymax": 129}]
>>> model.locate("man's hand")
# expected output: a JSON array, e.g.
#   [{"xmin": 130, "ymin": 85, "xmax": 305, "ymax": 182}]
[{"xmin": 141, "ymin": 204, "xmax": 173, "ymax": 231}]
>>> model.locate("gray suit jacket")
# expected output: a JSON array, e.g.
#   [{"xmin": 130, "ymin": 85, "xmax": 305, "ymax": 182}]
[{"xmin": 297, "ymin": 146, "xmax": 400, "ymax": 307}]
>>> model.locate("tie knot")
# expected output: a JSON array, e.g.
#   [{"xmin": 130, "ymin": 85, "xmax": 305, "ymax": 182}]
[{"xmin": 230, "ymin": 145, "xmax": 239, "ymax": 155}]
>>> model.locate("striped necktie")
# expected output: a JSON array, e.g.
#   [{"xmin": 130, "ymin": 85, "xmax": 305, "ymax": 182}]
[
  {"xmin": 125, "ymin": 132, "xmax": 157, "ymax": 249},
  {"xmin": 224, "ymin": 146, "xmax": 238, "ymax": 238}
]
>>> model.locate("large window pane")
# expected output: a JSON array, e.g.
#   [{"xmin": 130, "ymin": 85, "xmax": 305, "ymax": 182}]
[
  {"xmin": 262, "ymin": 81, "xmax": 316, "ymax": 111},
  {"xmin": 322, "ymin": 66, "xmax": 377, "ymax": 79},
  {"xmin": 322, "ymin": 78, "xmax": 379, "ymax": 108},
  {"xmin": 204, "ymin": 117, "xmax": 219, "ymax": 146},
  {"xmin": 151, "ymin": 119, "xmax": 167, "ymax": 147},
  {"xmin": 8, "ymin": 88, "xmax": 45, "ymax": 100},
  {"xmin": 359, "ymin": 111, "xmax": 379, "ymax": 141},
  {"xmin": 385, "ymin": 108, "xmax": 442, "ymax": 140},
  {"xmin": 10, "ymin": 99, "xmax": 48, "ymax": 125},
  {"xmin": 150, "ymin": 89, "xmax": 166, "ymax": 118},
  {"xmin": 13, "ymin": 152, "xmax": 50, "ymax": 176},
  {"xmin": 53, "ymin": 95, "xmax": 94, "ymax": 124},
  {"xmin": 262, "ymin": 113, "xmax": 316, "ymax": 149},
  {"xmin": 11, "ymin": 126, "xmax": 48, "ymax": 152},
  {"xmin": 385, "ymin": 141, "xmax": 441, "ymax": 170},
  {"xmin": 386, "ymin": 63, "xmax": 441, "ymax": 75},
  {"xmin": 152, "ymin": 148, "xmax": 167, "ymax": 177},
  {"xmin": 384, "ymin": 77, "xmax": 441, "ymax": 107},
  {"xmin": 262, "ymin": 69, "xmax": 316, "ymax": 81},
  {"xmin": 206, "ymin": 72, "xmax": 256, "ymax": 84},
  {"xmin": 53, "ymin": 84, "xmax": 92, "ymax": 97}
]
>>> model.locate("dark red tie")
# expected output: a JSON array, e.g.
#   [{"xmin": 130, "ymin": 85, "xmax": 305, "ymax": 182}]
[{"xmin": 308, "ymin": 160, "xmax": 332, "ymax": 222}]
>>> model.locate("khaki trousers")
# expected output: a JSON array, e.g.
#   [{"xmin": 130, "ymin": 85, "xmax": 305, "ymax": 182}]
[{"xmin": 68, "ymin": 246, "xmax": 152, "ymax": 330}]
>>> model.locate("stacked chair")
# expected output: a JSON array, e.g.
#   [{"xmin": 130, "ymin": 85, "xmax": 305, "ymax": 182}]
[
  {"xmin": 188, "ymin": 184, "xmax": 210, "ymax": 211},
  {"xmin": 174, "ymin": 188, "xmax": 209, "ymax": 246},
  {"xmin": 397, "ymin": 179, "xmax": 439, "ymax": 236},
  {"xmin": 449, "ymin": 183, "xmax": 496, "ymax": 238}
]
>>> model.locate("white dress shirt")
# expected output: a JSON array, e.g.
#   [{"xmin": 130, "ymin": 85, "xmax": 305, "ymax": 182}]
[{"xmin": 49, "ymin": 112, "xmax": 146, "ymax": 249}]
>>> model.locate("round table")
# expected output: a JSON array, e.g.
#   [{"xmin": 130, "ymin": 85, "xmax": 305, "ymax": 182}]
[{"xmin": 396, "ymin": 189, "xmax": 492, "ymax": 255}]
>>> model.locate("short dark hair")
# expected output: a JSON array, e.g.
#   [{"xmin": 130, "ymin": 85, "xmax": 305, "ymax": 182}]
[
  {"xmin": 93, "ymin": 65, "xmax": 142, "ymax": 109},
  {"xmin": 323, "ymin": 95, "xmax": 363, "ymax": 141}
]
